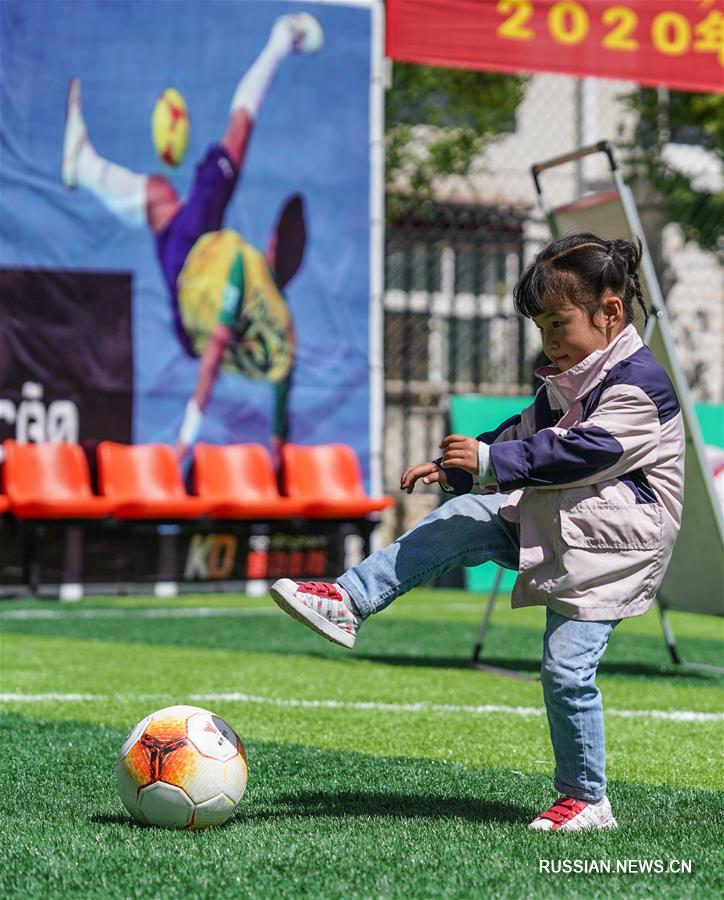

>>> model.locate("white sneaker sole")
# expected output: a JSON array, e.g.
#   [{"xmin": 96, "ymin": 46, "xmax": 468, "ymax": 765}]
[
  {"xmin": 559, "ymin": 816, "xmax": 618, "ymax": 832},
  {"xmin": 270, "ymin": 578, "xmax": 355, "ymax": 649},
  {"xmin": 529, "ymin": 815, "xmax": 618, "ymax": 832}
]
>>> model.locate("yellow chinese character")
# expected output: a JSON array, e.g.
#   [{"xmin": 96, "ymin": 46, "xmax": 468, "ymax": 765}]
[{"xmin": 694, "ymin": 10, "xmax": 724, "ymax": 65}]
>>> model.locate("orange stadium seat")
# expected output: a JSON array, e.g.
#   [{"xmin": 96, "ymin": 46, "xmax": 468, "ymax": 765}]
[
  {"xmin": 98, "ymin": 442, "xmax": 215, "ymax": 519},
  {"xmin": 281, "ymin": 443, "xmax": 394, "ymax": 518},
  {"xmin": 3, "ymin": 440, "xmax": 117, "ymax": 519},
  {"xmin": 194, "ymin": 443, "xmax": 310, "ymax": 518}
]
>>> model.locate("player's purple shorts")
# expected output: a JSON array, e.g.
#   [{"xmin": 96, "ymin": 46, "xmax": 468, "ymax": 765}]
[{"xmin": 156, "ymin": 144, "xmax": 239, "ymax": 356}]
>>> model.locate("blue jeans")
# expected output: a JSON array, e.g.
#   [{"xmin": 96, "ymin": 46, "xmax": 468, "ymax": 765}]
[
  {"xmin": 542, "ymin": 609, "xmax": 619, "ymax": 802},
  {"xmin": 339, "ymin": 493, "xmax": 520, "ymax": 615},
  {"xmin": 338, "ymin": 492, "xmax": 619, "ymax": 803}
]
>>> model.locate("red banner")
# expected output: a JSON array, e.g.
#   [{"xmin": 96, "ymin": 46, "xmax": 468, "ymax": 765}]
[{"xmin": 386, "ymin": 0, "xmax": 724, "ymax": 94}]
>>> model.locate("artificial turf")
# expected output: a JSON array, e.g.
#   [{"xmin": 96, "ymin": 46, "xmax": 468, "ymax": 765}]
[{"xmin": 1, "ymin": 590, "xmax": 722, "ymax": 898}]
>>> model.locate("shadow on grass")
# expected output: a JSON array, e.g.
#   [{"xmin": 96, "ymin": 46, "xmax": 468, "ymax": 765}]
[
  {"xmin": 91, "ymin": 813, "xmax": 147, "ymax": 829},
  {"xmin": 92, "ymin": 793, "xmax": 530, "ymax": 829},
  {"xmin": 352, "ymin": 654, "xmax": 471, "ymax": 669},
  {"xmin": 90, "ymin": 812, "xmax": 239, "ymax": 831},
  {"xmin": 241, "ymin": 791, "xmax": 530, "ymax": 825},
  {"xmin": 354, "ymin": 653, "xmax": 719, "ymax": 681}
]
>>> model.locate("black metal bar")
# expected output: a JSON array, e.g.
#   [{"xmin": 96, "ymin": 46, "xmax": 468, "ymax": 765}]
[
  {"xmin": 399, "ymin": 240, "xmax": 414, "ymax": 537},
  {"xmin": 471, "ymin": 235, "xmax": 481, "ymax": 387},
  {"xmin": 531, "ymin": 140, "xmax": 617, "ymax": 194},
  {"xmin": 62, "ymin": 525, "xmax": 84, "ymax": 585},
  {"xmin": 22, "ymin": 522, "xmax": 40, "ymax": 593},
  {"xmin": 515, "ymin": 235, "xmax": 527, "ymax": 386},
  {"xmin": 481, "ymin": 318, "xmax": 490, "ymax": 383},
  {"xmin": 657, "ymin": 600, "xmax": 682, "ymax": 665}
]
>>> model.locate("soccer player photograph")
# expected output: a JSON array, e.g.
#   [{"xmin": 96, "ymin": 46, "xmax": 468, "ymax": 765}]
[{"xmin": 61, "ymin": 12, "xmax": 324, "ymax": 461}]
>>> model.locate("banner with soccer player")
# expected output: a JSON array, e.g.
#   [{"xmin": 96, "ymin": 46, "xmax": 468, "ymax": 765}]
[{"xmin": 0, "ymin": 0, "xmax": 375, "ymax": 482}]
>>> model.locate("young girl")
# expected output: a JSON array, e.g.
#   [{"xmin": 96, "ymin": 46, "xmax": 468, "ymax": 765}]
[{"xmin": 270, "ymin": 233, "xmax": 685, "ymax": 832}]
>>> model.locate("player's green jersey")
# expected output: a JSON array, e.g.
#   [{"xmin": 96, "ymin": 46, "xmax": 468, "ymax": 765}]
[{"xmin": 177, "ymin": 229, "xmax": 294, "ymax": 383}]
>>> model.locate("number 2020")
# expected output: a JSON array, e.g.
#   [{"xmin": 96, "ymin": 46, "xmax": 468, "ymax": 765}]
[{"xmin": 497, "ymin": 0, "xmax": 698, "ymax": 57}]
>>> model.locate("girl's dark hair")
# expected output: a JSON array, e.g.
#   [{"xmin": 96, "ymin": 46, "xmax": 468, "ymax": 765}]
[{"xmin": 513, "ymin": 232, "xmax": 648, "ymax": 326}]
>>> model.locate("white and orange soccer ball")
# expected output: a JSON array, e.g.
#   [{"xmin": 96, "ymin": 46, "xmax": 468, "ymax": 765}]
[
  {"xmin": 151, "ymin": 88, "xmax": 189, "ymax": 167},
  {"xmin": 117, "ymin": 705, "xmax": 247, "ymax": 829}
]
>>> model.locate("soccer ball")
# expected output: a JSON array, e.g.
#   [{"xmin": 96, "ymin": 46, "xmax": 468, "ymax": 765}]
[
  {"xmin": 117, "ymin": 705, "xmax": 247, "ymax": 829},
  {"xmin": 152, "ymin": 88, "xmax": 189, "ymax": 167}
]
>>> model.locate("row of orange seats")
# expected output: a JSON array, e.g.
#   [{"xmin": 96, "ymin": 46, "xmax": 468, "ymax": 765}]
[{"xmin": 0, "ymin": 441, "xmax": 394, "ymax": 521}]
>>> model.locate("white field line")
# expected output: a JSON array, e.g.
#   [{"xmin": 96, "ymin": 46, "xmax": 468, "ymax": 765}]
[
  {"xmin": 0, "ymin": 605, "xmax": 478, "ymax": 621},
  {"xmin": 0, "ymin": 691, "xmax": 721, "ymax": 723},
  {"xmin": 0, "ymin": 607, "xmax": 278, "ymax": 621}
]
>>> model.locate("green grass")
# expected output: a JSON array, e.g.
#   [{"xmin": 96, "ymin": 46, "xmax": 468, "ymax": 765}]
[{"xmin": 1, "ymin": 590, "xmax": 723, "ymax": 898}]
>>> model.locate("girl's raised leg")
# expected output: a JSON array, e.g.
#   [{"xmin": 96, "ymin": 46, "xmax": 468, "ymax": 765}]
[{"xmin": 271, "ymin": 493, "xmax": 520, "ymax": 648}]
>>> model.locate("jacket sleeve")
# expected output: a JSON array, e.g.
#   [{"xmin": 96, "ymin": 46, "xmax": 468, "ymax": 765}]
[
  {"xmin": 488, "ymin": 384, "xmax": 661, "ymax": 492},
  {"xmin": 434, "ymin": 401, "xmax": 537, "ymax": 495},
  {"xmin": 477, "ymin": 410, "xmax": 528, "ymax": 445}
]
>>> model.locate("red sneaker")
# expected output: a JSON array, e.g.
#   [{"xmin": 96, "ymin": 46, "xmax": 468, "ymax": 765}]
[
  {"xmin": 270, "ymin": 579, "xmax": 360, "ymax": 649},
  {"xmin": 529, "ymin": 795, "xmax": 618, "ymax": 831}
]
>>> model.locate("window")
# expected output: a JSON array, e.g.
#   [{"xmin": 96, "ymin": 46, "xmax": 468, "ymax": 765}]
[
  {"xmin": 384, "ymin": 312, "xmax": 429, "ymax": 381},
  {"xmin": 384, "ymin": 201, "xmax": 526, "ymax": 389},
  {"xmin": 385, "ymin": 242, "xmax": 442, "ymax": 293},
  {"xmin": 454, "ymin": 247, "xmax": 505, "ymax": 295},
  {"xmin": 447, "ymin": 318, "xmax": 494, "ymax": 385}
]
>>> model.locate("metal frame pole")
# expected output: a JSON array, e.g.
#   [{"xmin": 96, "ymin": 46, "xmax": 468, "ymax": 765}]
[{"xmin": 470, "ymin": 567, "xmax": 502, "ymax": 665}]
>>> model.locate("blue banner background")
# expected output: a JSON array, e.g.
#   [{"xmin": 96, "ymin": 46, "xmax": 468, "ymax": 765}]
[{"xmin": 0, "ymin": 0, "xmax": 372, "ymax": 481}]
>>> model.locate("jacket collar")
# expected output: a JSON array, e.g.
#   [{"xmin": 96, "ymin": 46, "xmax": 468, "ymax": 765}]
[{"xmin": 535, "ymin": 324, "xmax": 642, "ymax": 407}]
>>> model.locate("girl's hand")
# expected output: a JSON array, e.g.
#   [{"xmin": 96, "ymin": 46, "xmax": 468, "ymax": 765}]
[
  {"xmin": 400, "ymin": 461, "xmax": 445, "ymax": 494},
  {"xmin": 440, "ymin": 434, "xmax": 479, "ymax": 474}
]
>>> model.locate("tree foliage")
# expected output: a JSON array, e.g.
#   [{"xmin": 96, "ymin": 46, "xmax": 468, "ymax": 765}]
[
  {"xmin": 385, "ymin": 62, "xmax": 528, "ymax": 215},
  {"xmin": 623, "ymin": 88, "xmax": 723, "ymax": 253}
]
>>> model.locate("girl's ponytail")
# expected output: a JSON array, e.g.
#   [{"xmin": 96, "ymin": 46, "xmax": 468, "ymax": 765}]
[
  {"xmin": 629, "ymin": 269, "xmax": 648, "ymax": 326},
  {"xmin": 607, "ymin": 237, "xmax": 648, "ymax": 325}
]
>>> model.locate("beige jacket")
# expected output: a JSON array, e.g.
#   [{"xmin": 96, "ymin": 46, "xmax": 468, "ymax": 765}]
[{"xmin": 466, "ymin": 326, "xmax": 684, "ymax": 620}]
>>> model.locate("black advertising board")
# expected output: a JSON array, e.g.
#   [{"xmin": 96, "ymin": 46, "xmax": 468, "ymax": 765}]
[{"xmin": 0, "ymin": 268, "xmax": 133, "ymax": 452}]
